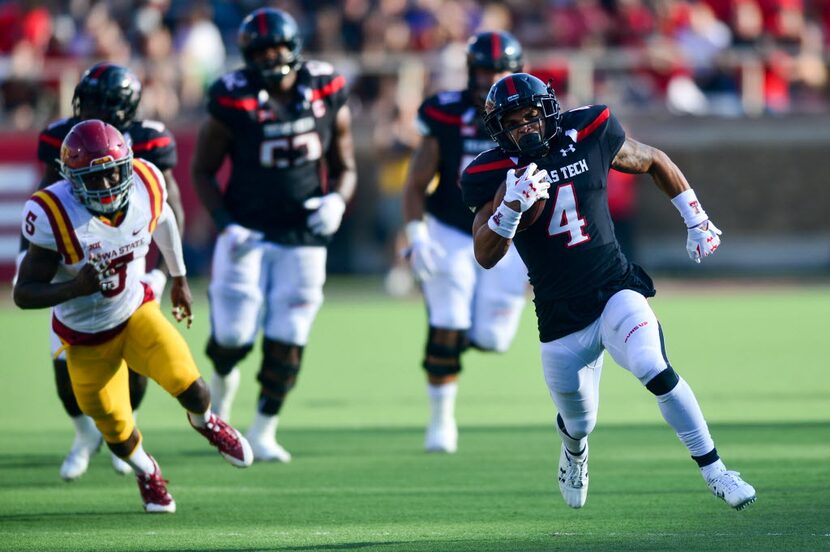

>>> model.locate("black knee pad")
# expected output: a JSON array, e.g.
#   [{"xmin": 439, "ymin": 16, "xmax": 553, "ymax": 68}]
[
  {"xmin": 257, "ymin": 350, "xmax": 301, "ymax": 400},
  {"xmin": 646, "ymin": 367, "xmax": 680, "ymax": 396},
  {"xmin": 206, "ymin": 337, "xmax": 253, "ymax": 376},
  {"xmin": 422, "ymin": 327, "xmax": 467, "ymax": 377}
]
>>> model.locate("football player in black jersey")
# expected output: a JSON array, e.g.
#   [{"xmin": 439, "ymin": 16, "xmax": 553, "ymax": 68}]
[
  {"xmin": 461, "ymin": 74, "xmax": 756, "ymax": 511},
  {"xmin": 17, "ymin": 62, "xmax": 184, "ymax": 481},
  {"xmin": 402, "ymin": 31, "xmax": 528, "ymax": 454},
  {"xmin": 192, "ymin": 7, "xmax": 357, "ymax": 462}
]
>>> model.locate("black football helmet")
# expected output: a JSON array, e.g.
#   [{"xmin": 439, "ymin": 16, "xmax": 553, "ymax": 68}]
[
  {"xmin": 483, "ymin": 73, "xmax": 561, "ymax": 159},
  {"xmin": 466, "ymin": 31, "xmax": 523, "ymax": 102},
  {"xmin": 72, "ymin": 63, "xmax": 142, "ymax": 131},
  {"xmin": 238, "ymin": 7, "xmax": 302, "ymax": 89}
]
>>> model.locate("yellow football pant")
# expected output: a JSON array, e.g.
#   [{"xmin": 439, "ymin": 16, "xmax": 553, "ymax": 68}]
[{"xmin": 65, "ymin": 301, "xmax": 201, "ymax": 444}]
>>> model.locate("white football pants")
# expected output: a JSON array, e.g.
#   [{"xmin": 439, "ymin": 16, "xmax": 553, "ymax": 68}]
[
  {"xmin": 422, "ymin": 216, "xmax": 527, "ymax": 352},
  {"xmin": 208, "ymin": 232, "xmax": 326, "ymax": 347},
  {"xmin": 540, "ymin": 289, "xmax": 670, "ymax": 439}
]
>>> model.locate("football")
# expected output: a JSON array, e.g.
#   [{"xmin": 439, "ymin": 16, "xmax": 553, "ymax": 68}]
[{"xmin": 492, "ymin": 171, "xmax": 547, "ymax": 232}]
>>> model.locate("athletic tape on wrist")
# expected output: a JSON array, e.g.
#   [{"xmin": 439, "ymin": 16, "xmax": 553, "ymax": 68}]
[
  {"xmin": 488, "ymin": 202, "xmax": 521, "ymax": 239},
  {"xmin": 671, "ymin": 189, "xmax": 708, "ymax": 228}
]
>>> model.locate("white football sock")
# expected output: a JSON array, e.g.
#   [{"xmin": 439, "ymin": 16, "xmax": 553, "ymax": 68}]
[
  {"xmin": 71, "ymin": 415, "xmax": 98, "ymax": 437},
  {"xmin": 427, "ymin": 382, "xmax": 457, "ymax": 424},
  {"xmin": 127, "ymin": 443, "xmax": 155, "ymax": 475},
  {"xmin": 248, "ymin": 412, "xmax": 279, "ymax": 440},
  {"xmin": 557, "ymin": 417, "xmax": 587, "ymax": 457},
  {"xmin": 655, "ymin": 377, "xmax": 715, "ymax": 457},
  {"xmin": 187, "ymin": 409, "xmax": 211, "ymax": 428}
]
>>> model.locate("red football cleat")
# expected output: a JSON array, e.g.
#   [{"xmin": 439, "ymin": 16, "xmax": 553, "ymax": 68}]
[
  {"xmin": 136, "ymin": 456, "xmax": 175, "ymax": 513},
  {"xmin": 190, "ymin": 414, "xmax": 253, "ymax": 468}
]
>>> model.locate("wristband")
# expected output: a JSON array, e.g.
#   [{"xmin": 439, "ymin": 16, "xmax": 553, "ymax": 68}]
[
  {"xmin": 671, "ymin": 189, "xmax": 708, "ymax": 228},
  {"xmin": 487, "ymin": 202, "xmax": 521, "ymax": 239}
]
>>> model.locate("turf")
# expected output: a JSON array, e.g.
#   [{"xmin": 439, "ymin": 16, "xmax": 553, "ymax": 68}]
[{"xmin": 0, "ymin": 281, "xmax": 828, "ymax": 551}]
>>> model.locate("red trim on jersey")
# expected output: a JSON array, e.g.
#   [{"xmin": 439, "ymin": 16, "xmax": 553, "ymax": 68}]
[
  {"xmin": 31, "ymin": 191, "xmax": 84, "ymax": 264},
  {"xmin": 491, "ymin": 34, "xmax": 501, "ymax": 63},
  {"xmin": 577, "ymin": 108, "xmax": 610, "ymax": 142},
  {"xmin": 132, "ymin": 159, "xmax": 163, "ymax": 233},
  {"xmin": 52, "ymin": 283, "xmax": 154, "ymax": 346},
  {"xmin": 39, "ymin": 133, "xmax": 63, "ymax": 148},
  {"xmin": 505, "ymin": 76, "xmax": 517, "ymax": 96},
  {"xmin": 465, "ymin": 158, "xmax": 516, "ymax": 174},
  {"xmin": 216, "ymin": 96, "xmax": 258, "ymax": 111},
  {"xmin": 423, "ymin": 105, "xmax": 462, "ymax": 126},
  {"xmin": 310, "ymin": 75, "xmax": 346, "ymax": 102},
  {"xmin": 132, "ymin": 136, "xmax": 172, "ymax": 153}
]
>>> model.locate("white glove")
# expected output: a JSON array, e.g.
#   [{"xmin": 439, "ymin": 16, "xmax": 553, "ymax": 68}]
[
  {"xmin": 404, "ymin": 220, "xmax": 445, "ymax": 282},
  {"xmin": 304, "ymin": 193, "xmax": 346, "ymax": 236},
  {"xmin": 503, "ymin": 162, "xmax": 550, "ymax": 212},
  {"xmin": 223, "ymin": 223, "xmax": 264, "ymax": 259},
  {"xmin": 686, "ymin": 220, "xmax": 722, "ymax": 263}
]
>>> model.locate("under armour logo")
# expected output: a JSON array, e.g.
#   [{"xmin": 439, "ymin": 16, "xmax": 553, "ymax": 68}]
[{"xmin": 560, "ymin": 144, "xmax": 575, "ymax": 157}]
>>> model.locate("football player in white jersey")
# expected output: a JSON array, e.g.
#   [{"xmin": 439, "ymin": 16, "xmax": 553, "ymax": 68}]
[
  {"xmin": 14, "ymin": 120, "xmax": 253, "ymax": 514},
  {"xmin": 23, "ymin": 63, "xmax": 184, "ymax": 481}
]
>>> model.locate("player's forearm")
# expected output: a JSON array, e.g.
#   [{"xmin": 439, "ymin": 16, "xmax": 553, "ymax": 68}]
[
  {"xmin": 473, "ymin": 223, "xmax": 511, "ymax": 269},
  {"xmin": 331, "ymin": 167, "xmax": 357, "ymax": 204},
  {"xmin": 648, "ymin": 148, "xmax": 691, "ymax": 199},
  {"xmin": 14, "ymin": 280, "xmax": 82, "ymax": 309},
  {"xmin": 191, "ymin": 172, "xmax": 232, "ymax": 230},
  {"xmin": 402, "ymin": 177, "xmax": 427, "ymax": 222}
]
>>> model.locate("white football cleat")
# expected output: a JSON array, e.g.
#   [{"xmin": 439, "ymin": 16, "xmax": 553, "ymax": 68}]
[
  {"xmin": 707, "ymin": 470, "xmax": 757, "ymax": 510},
  {"xmin": 558, "ymin": 443, "xmax": 589, "ymax": 508},
  {"xmin": 424, "ymin": 419, "xmax": 458, "ymax": 453},
  {"xmin": 60, "ymin": 426, "xmax": 103, "ymax": 481},
  {"xmin": 209, "ymin": 368, "xmax": 240, "ymax": 422},
  {"xmin": 246, "ymin": 413, "xmax": 291, "ymax": 462},
  {"xmin": 111, "ymin": 453, "xmax": 133, "ymax": 475},
  {"xmin": 247, "ymin": 436, "xmax": 293, "ymax": 463}
]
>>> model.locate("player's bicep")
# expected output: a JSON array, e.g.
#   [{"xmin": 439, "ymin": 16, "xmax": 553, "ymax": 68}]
[
  {"xmin": 162, "ymin": 169, "xmax": 185, "ymax": 230},
  {"xmin": 611, "ymin": 137, "xmax": 657, "ymax": 174},
  {"xmin": 329, "ymin": 104, "xmax": 356, "ymax": 174},
  {"xmin": 17, "ymin": 243, "xmax": 61, "ymax": 285},
  {"xmin": 192, "ymin": 117, "xmax": 232, "ymax": 175}
]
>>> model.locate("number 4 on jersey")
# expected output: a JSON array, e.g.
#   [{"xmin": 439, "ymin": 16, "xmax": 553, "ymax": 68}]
[{"xmin": 547, "ymin": 183, "xmax": 590, "ymax": 246}]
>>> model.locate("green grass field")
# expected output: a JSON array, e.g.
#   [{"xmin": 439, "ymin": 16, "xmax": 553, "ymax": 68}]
[{"xmin": 0, "ymin": 280, "xmax": 828, "ymax": 551}]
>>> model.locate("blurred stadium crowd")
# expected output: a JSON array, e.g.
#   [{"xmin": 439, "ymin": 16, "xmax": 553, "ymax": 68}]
[
  {"xmin": 1, "ymin": 0, "xmax": 829, "ymax": 278},
  {"xmin": 2, "ymin": 0, "xmax": 829, "ymax": 130}
]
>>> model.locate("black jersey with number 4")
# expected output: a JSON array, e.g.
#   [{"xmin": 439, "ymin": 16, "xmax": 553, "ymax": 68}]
[
  {"xmin": 461, "ymin": 105, "xmax": 655, "ymax": 342},
  {"xmin": 416, "ymin": 90, "xmax": 495, "ymax": 235},
  {"xmin": 207, "ymin": 61, "xmax": 348, "ymax": 246},
  {"xmin": 38, "ymin": 117, "xmax": 178, "ymax": 173}
]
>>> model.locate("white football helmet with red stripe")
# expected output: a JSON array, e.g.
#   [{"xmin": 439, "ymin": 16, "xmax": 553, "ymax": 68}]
[{"xmin": 59, "ymin": 120, "xmax": 134, "ymax": 214}]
